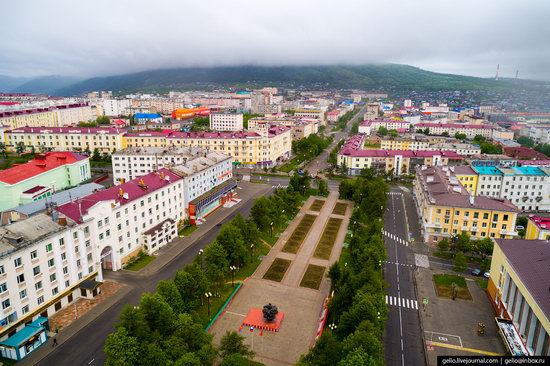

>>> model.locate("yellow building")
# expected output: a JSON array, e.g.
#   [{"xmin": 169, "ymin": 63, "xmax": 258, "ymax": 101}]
[
  {"xmin": 380, "ymin": 138, "xmax": 430, "ymax": 151},
  {"xmin": 525, "ymin": 216, "xmax": 550, "ymax": 240},
  {"xmin": 4, "ymin": 126, "xmax": 127, "ymax": 153},
  {"xmin": 124, "ymin": 126, "xmax": 291, "ymax": 166},
  {"xmin": 414, "ymin": 165, "xmax": 518, "ymax": 244},
  {"xmin": 453, "ymin": 165, "xmax": 479, "ymax": 194},
  {"xmin": 0, "ymin": 108, "xmax": 59, "ymax": 129},
  {"xmin": 488, "ymin": 239, "xmax": 550, "ymax": 356}
]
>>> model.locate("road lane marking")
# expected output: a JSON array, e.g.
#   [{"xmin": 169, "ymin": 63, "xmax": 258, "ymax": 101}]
[
  {"xmin": 386, "ymin": 296, "xmax": 418, "ymax": 310},
  {"xmin": 427, "ymin": 342, "xmax": 504, "ymax": 356}
]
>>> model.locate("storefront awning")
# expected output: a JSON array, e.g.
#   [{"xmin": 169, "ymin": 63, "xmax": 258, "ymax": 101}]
[
  {"xmin": 0, "ymin": 320, "xmax": 46, "ymax": 348},
  {"xmin": 79, "ymin": 279, "xmax": 103, "ymax": 291},
  {"xmin": 190, "ymin": 179, "xmax": 237, "ymax": 210}
]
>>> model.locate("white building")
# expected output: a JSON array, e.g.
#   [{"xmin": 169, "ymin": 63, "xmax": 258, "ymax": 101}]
[
  {"xmin": 358, "ymin": 119, "xmax": 411, "ymax": 135},
  {"xmin": 415, "ymin": 123, "xmax": 494, "ymax": 139},
  {"xmin": 55, "ymin": 104, "xmax": 94, "ymax": 126},
  {"xmin": 103, "ymin": 99, "xmax": 131, "ymax": 117},
  {"xmin": 0, "ymin": 213, "xmax": 102, "ymax": 358},
  {"xmin": 209, "ymin": 113, "xmax": 244, "ymax": 131}
]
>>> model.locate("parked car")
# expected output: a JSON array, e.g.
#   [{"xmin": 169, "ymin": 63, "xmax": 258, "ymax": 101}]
[
  {"xmin": 471, "ymin": 268, "xmax": 481, "ymax": 276},
  {"xmin": 483, "ymin": 271, "xmax": 490, "ymax": 279}
]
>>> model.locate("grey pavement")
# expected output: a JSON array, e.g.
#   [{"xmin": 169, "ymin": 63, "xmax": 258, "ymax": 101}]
[
  {"xmin": 416, "ymin": 267, "xmax": 507, "ymax": 365},
  {"xmin": 24, "ymin": 181, "xmax": 270, "ymax": 366}
]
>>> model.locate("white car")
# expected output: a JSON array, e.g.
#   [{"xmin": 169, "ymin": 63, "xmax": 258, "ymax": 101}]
[{"xmin": 483, "ymin": 271, "xmax": 490, "ymax": 279}]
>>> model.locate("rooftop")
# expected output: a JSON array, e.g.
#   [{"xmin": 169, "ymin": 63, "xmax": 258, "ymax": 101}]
[
  {"xmin": 528, "ymin": 216, "xmax": 550, "ymax": 230},
  {"xmin": 0, "ymin": 152, "xmax": 88, "ymax": 185},
  {"xmin": 56, "ymin": 168, "xmax": 182, "ymax": 223},
  {"xmin": 7, "ymin": 126, "xmax": 127, "ymax": 135},
  {"xmin": 170, "ymin": 152, "xmax": 231, "ymax": 177},
  {"xmin": 494, "ymin": 239, "xmax": 550, "ymax": 321},
  {"xmin": 415, "ymin": 122, "xmax": 494, "ymax": 129},
  {"xmin": 113, "ymin": 146, "xmax": 206, "ymax": 157}
]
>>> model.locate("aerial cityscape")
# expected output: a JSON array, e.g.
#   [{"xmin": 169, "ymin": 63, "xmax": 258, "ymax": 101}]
[{"xmin": 1, "ymin": 1, "xmax": 550, "ymax": 366}]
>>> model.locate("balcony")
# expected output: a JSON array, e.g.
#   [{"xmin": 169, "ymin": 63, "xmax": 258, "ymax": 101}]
[{"xmin": 461, "ymin": 226, "xmax": 469, "ymax": 231}]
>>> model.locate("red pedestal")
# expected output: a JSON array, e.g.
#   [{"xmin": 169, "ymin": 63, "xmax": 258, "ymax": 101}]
[{"xmin": 242, "ymin": 308, "xmax": 285, "ymax": 332}]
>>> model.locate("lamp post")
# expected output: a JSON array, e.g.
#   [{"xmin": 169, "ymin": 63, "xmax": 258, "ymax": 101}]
[
  {"xmin": 198, "ymin": 249, "xmax": 204, "ymax": 271},
  {"xmin": 328, "ymin": 323, "xmax": 337, "ymax": 332},
  {"xmin": 229, "ymin": 265, "xmax": 237, "ymax": 287},
  {"xmin": 250, "ymin": 243, "xmax": 255, "ymax": 260},
  {"xmin": 270, "ymin": 221, "xmax": 274, "ymax": 237},
  {"xmin": 205, "ymin": 292, "xmax": 212, "ymax": 317}
]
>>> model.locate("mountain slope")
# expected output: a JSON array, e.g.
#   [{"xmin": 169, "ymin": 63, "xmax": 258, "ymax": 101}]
[
  {"xmin": 0, "ymin": 75, "xmax": 30, "ymax": 92},
  {"xmin": 12, "ymin": 75, "xmax": 83, "ymax": 94},
  {"xmin": 53, "ymin": 64, "xmax": 545, "ymax": 96}
]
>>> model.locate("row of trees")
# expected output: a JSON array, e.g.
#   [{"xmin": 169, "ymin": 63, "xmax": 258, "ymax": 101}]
[
  {"xmin": 517, "ymin": 136, "xmax": 550, "ymax": 157},
  {"xmin": 437, "ymin": 231, "xmax": 494, "ymax": 272},
  {"xmin": 105, "ymin": 182, "xmax": 316, "ymax": 365},
  {"xmin": 300, "ymin": 173, "xmax": 388, "ymax": 365},
  {"xmin": 292, "ymin": 134, "xmax": 332, "ymax": 162},
  {"xmin": 377, "ymin": 126, "xmax": 399, "ymax": 137},
  {"xmin": 334, "ymin": 109, "xmax": 359, "ymax": 131}
]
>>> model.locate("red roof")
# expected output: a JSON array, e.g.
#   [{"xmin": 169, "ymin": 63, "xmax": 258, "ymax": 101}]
[
  {"xmin": 528, "ymin": 216, "xmax": 550, "ymax": 230},
  {"xmin": 8, "ymin": 126, "xmax": 126, "ymax": 135},
  {"xmin": 0, "ymin": 152, "xmax": 87, "ymax": 185},
  {"xmin": 340, "ymin": 148, "xmax": 463, "ymax": 159},
  {"xmin": 415, "ymin": 122, "xmax": 493, "ymax": 129},
  {"xmin": 56, "ymin": 168, "xmax": 182, "ymax": 223}
]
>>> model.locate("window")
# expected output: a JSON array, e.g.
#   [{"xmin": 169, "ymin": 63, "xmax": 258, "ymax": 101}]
[
  {"xmin": 503, "ymin": 214, "xmax": 509, "ymax": 221},
  {"xmin": 85, "ymin": 240, "xmax": 90, "ymax": 247},
  {"xmin": 33, "ymin": 266, "xmax": 41, "ymax": 276},
  {"xmin": 116, "ymin": 212, "xmax": 121, "ymax": 219},
  {"xmin": 37, "ymin": 295, "xmax": 44, "ymax": 304},
  {"xmin": 104, "ymin": 217, "xmax": 109, "ymax": 225},
  {"xmin": 35, "ymin": 281, "xmax": 43, "ymax": 290},
  {"xmin": 52, "ymin": 287, "xmax": 59, "ymax": 296},
  {"xmin": 59, "ymin": 238, "xmax": 65, "ymax": 246},
  {"xmin": 46, "ymin": 243, "xmax": 53, "ymax": 252},
  {"xmin": 50, "ymin": 273, "xmax": 56, "ymax": 282},
  {"xmin": 61, "ymin": 252, "xmax": 66, "ymax": 261},
  {"xmin": 0, "ymin": 265, "xmax": 4, "ymax": 275},
  {"xmin": 473, "ymin": 212, "xmax": 479, "ymax": 219},
  {"xmin": 14, "ymin": 257, "xmax": 22, "ymax": 268},
  {"xmin": 493, "ymin": 214, "xmax": 499, "ymax": 221},
  {"xmin": 2, "ymin": 299, "xmax": 10, "ymax": 309},
  {"xmin": 30, "ymin": 250, "xmax": 38, "ymax": 260},
  {"xmin": 16, "ymin": 274, "xmax": 25, "ymax": 284},
  {"xmin": 483, "ymin": 213, "xmax": 489, "ymax": 220},
  {"xmin": 0, "ymin": 283, "xmax": 7, "ymax": 293},
  {"xmin": 99, "ymin": 233, "xmax": 104, "ymax": 240},
  {"xmin": 22, "ymin": 305, "xmax": 29, "ymax": 314},
  {"xmin": 63, "ymin": 266, "xmax": 68, "ymax": 275},
  {"xmin": 19, "ymin": 289, "xmax": 27, "ymax": 299},
  {"xmin": 98, "ymin": 221, "xmax": 103, "ymax": 228},
  {"xmin": 48, "ymin": 258, "xmax": 55, "ymax": 267}
]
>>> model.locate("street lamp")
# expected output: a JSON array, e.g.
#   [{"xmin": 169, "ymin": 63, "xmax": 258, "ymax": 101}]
[
  {"xmin": 229, "ymin": 265, "xmax": 237, "ymax": 287},
  {"xmin": 328, "ymin": 323, "xmax": 337, "ymax": 331},
  {"xmin": 205, "ymin": 292, "xmax": 212, "ymax": 317},
  {"xmin": 270, "ymin": 221, "xmax": 274, "ymax": 237},
  {"xmin": 250, "ymin": 243, "xmax": 255, "ymax": 260},
  {"xmin": 198, "ymin": 249, "xmax": 204, "ymax": 271}
]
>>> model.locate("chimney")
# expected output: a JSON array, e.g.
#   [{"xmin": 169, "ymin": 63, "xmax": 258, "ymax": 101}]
[{"xmin": 469, "ymin": 195, "xmax": 475, "ymax": 205}]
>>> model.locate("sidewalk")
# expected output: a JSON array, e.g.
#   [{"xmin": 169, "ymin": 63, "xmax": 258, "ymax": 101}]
[{"xmin": 20, "ymin": 180, "xmax": 270, "ymax": 366}]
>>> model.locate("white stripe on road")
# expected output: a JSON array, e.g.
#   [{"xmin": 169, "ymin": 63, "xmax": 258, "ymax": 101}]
[{"xmin": 385, "ymin": 296, "xmax": 418, "ymax": 311}]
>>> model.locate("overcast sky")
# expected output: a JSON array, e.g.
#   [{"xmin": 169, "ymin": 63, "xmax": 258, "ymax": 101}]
[{"xmin": 2, "ymin": 0, "xmax": 550, "ymax": 80}]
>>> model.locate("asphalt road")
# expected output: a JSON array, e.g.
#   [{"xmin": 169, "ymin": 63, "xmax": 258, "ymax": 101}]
[
  {"xmin": 383, "ymin": 187, "xmax": 425, "ymax": 366},
  {"xmin": 37, "ymin": 196, "xmax": 259, "ymax": 366},
  {"xmin": 304, "ymin": 104, "xmax": 366, "ymax": 175},
  {"xmin": 250, "ymin": 175, "xmax": 341, "ymax": 191}
]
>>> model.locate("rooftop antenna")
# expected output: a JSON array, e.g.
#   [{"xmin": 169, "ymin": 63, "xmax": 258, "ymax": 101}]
[
  {"xmin": 495, "ymin": 64, "xmax": 500, "ymax": 81},
  {"xmin": 515, "ymin": 69, "xmax": 519, "ymax": 80}
]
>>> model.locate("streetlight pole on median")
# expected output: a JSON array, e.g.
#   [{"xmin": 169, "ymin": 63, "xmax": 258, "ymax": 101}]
[
  {"xmin": 205, "ymin": 292, "xmax": 212, "ymax": 317},
  {"xmin": 229, "ymin": 265, "xmax": 237, "ymax": 287}
]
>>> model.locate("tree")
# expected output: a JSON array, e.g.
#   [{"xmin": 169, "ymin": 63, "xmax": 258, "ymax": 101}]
[
  {"xmin": 437, "ymin": 238, "xmax": 450, "ymax": 252},
  {"xmin": 456, "ymin": 232, "xmax": 472, "ymax": 253},
  {"xmin": 221, "ymin": 353, "xmax": 251, "ymax": 366},
  {"xmin": 453, "ymin": 251, "xmax": 467, "ymax": 272},
  {"xmin": 92, "ymin": 148, "xmax": 101, "ymax": 161},
  {"xmin": 217, "ymin": 224, "xmax": 246, "ymax": 266},
  {"xmin": 139, "ymin": 293, "xmax": 175, "ymax": 335},
  {"xmin": 339, "ymin": 347, "xmax": 376, "ymax": 366},
  {"xmin": 219, "ymin": 331, "xmax": 255, "ymax": 359},
  {"xmin": 157, "ymin": 280, "xmax": 185, "ymax": 314},
  {"xmin": 299, "ymin": 332, "xmax": 342, "ymax": 365},
  {"xmin": 174, "ymin": 264, "xmax": 209, "ymax": 310},
  {"xmin": 480, "ymin": 142, "xmax": 502, "ymax": 154},
  {"xmin": 104, "ymin": 327, "xmax": 140, "ymax": 366},
  {"xmin": 516, "ymin": 216, "xmax": 528, "ymax": 238},
  {"xmin": 474, "ymin": 238, "xmax": 494, "ymax": 259},
  {"xmin": 388, "ymin": 129, "xmax": 399, "ymax": 138},
  {"xmin": 454, "ymin": 133, "xmax": 467, "ymax": 140},
  {"xmin": 15, "ymin": 141, "xmax": 26, "ymax": 154},
  {"xmin": 117, "ymin": 305, "xmax": 150, "ymax": 341},
  {"xmin": 473, "ymin": 134, "xmax": 486, "ymax": 143},
  {"xmin": 441, "ymin": 131, "xmax": 450, "ymax": 137},
  {"xmin": 517, "ymin": 136, "xmax": 535, "ymax": 148},
  {"xmin": 203, "ymin": 241, "xmax": 229, "ymax": 286},
  {"xmin": 423, "ymin": 128, "xmax": 430, "ymax": 135},
  {"xmin": 250, "ymin": 197, "xmax": 274, "ymax": 232},
  {"xmin": 377, "ymin": 126, "xmax": 388, "ymax": 136},
  {"xmin": 0, "ymin": 142, "xmax": 7, "ymax": 158},
  {"xmin": 318, "ymin": 179, "xmax": 328, "ymax": 196},
  {"xmin": 96, "ymin": 115, "xmax": 111, "ymax": 125}
]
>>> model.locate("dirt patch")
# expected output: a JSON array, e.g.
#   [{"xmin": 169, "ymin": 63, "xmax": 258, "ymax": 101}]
[
  {"xmin": 332, "ymin": 202, "xmax": 348, "ymax": 216},
  {"xmin": 282, "ymin": 214, "xmax": 317, "ymax": 254},
  {"xmin": 263, "ymin": 258, "xmax": 292, "ymax": 282},
  {"xmin": 310, "ymin": 199, "xmax": 325, "ymax": 212},
  {"xmin": 313, "ymin": 218, "xmax": 343, "ymax": 259},
  {"xmin": 300, "ymin": 264, "xmax": 326, "ymax": 290}
]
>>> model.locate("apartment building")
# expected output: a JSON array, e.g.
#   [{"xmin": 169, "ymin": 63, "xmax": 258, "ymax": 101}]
[
  {"xmin": 124, "ymin": 126, "xmax": 291, "ymax": 167},
  {"xmin": 56, "ymin": 169, "xmax": 184, "ymax": 271},
  {"xmin": 337, "ymin": 135, "xmax": 463, "ymax": 176},
  {"xmin": 4, "ymin": 127, "xmax": 127, "ymax": 153},
  {"xmin": 0, "ymin": 103, "xmax": 93, "ymax": 129},
  {"xmin": 487, "ymin": 239, "xmax": 550, "ymax": 356},
  {"xmin": 209, "ymin": 113, "xmax": 243, "ymax": 131},
  {"xmin": 414, "ymin": 123, "xmax": 494, "ymax": 139},
  {"xmin": 112, "ymin": 147, "xmax": 231, "ymax": 184},
  {"xmin": 103, "ymin": 99, "xmax": 131, "ymax": 117},
  {"xmin": 294, "ymin": 108, "xmax": 326, "ymax": 122},
  {"xmin": 380, "ymin": 137, "xmax": 431, "ymax": 151},
  {"xmin": 327, "ymin": 109, "xmax": 344, "ymax": 123},
  {"xmin": 358, "ymin": 119, "xmax": 411, "ymax": 135},
  {"xmin": 0, "ymin": 213, "xmax": 102, "ymax": 360},
  {"xmin": 134, "ymin": 113, "xmax": 162, "ymax": 125},
  {"xmin": 525, "ymin": 216, "xmax": 550, "ymax": 240},
  {"xmin": 472, "ymin": 164, "xmax": 550, "ymax": 212},
  {"xmin": 414, "ymin": 165, "xmax": 519, "ymax": 244},
  {"xmin": 0, "ymin": 152, "xmax": 91, "ymax": 211},
  {"xmin": 247, "ymin": 117, "xmax": 318, "ymax": 140}
]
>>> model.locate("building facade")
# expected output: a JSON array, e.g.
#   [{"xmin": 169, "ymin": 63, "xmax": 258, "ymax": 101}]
[
  {"xmin": 414, "ymin": 166, "xmax": 519, "ymax": 244},
  {"xmin": 414, "ymin": 123, "xmax": 494, "ymax": 139},
  {"xmin": 209, "ymin": 113, "xmax": 243, "ymax": 131},
  {"xmin": 0, "ymin": 104, "xmax": 93, "ymax": 129},
  {"xmin": 0, "ymin": 153, "xmax": 91, "ymax": 211}
]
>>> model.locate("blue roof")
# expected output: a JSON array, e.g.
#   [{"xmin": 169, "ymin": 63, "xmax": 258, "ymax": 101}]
[
  {"xmin": 509, "ymin": 166, "xmax": 546, "ymax": 176},
  {"xmin": 0, "ymin": 322, "xmax": 45, "ymax": 347},
  {"xmin": 473, "ymin": 166, "xmax": 503, "ymax": 175},
  {"xmin": 134, "ymin": 113, "xmax": 161, "ymax": 118}
]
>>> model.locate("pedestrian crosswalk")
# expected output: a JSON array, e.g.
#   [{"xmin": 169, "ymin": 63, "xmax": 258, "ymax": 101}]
[
  {"xmin": 271, "ymin": 185, "xmax": 288, "ymax": 189},
  {"xmin": 383, "ymin": 260, "xmax": 414, "ymax": 268},
  {"xmin": 382, "ymin": 230, "xmax": 409, "ymax": 247},
  {"xmin": 386, "ymin": 192, "xmax": 402, "ymax": 196},
  {"xmin": 385, "ymin": 295, "xmax": 419, "ymax": 310}
]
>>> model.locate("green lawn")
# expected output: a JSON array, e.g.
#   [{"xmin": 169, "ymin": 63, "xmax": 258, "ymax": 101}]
[
  {"xmin": 125, "ymin": 253, "xmax": 155, "ymax": 271},
  {"xmin": 434, "ymin": 251, "xmax": 490, "ymax": 267},
  {"xmin": 263, "ymin": 258, "xmax": 292, "ymax": 282},
  {"xmin": 282, "ymin": 214, "xmax": 317, "ymax": 253},
  {"xmin": 195, "ymin": 283, "xmax": 235, "ymax": 326},
  {"xmin": 300, "ymin": 264, "xmax": 326, "ymax": 290},
  {"xmin": 313, "ymin": 218, "xmax": 343, "ymax": 259},
  {"xmin": 0, "ymin": 154, "xmax": 35, "ymax": 169},
  {"xmin": 475, "ymin": 277, "xmax": 488, "ymax": 289},
  {"xmin": 235, "ymin": 241, "xmax": 272, "ymax": 281},
  {"xmin": 178, "ymin": 225, "xmax": 198, "ymax": 236},
  {"xmin": 278, "ymin": 156, "xmax": 305, "ymax": 173},
  {"xmin": 310, "ymin": 199, "xmax": 325, "ymax": 212},
  {"xmin": 332, "ymin": 202, "xmax": 348, "ymax": 216},
  {"xmin": 432, "ymin": 274, "xmax": 472, "ymax": 300}
]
